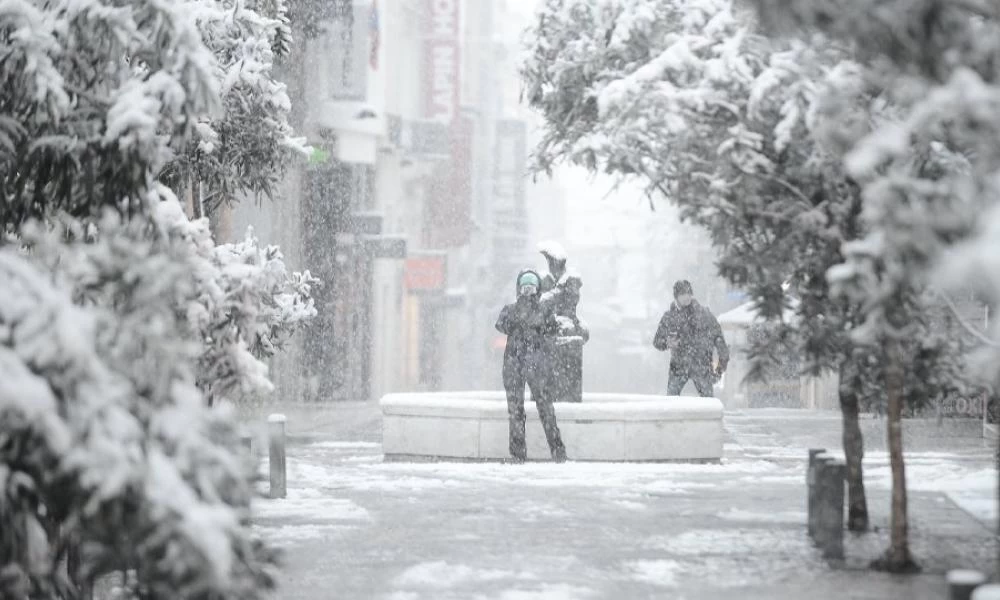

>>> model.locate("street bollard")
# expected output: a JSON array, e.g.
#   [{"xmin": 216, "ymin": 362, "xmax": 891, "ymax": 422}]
[
  {"xmin": 812, "ymin": 455, "xmax": 829, "ymax": 547},
  {"xmin": 815, "ymin": 455, "xmax": 845, "ymax": 560},
  {"xmin": 807, "ymin": 448, "xmax": 827, "ymax": 539},
  {"xmin": 948, "ymin": 570, "xmax": 987, "ymax": 600},
  {"xmin": 972, "ymin": 584, "xmax": 1000, "ymax": 600},
  {"xmin": 268, "ymin": 413, "xmax": 287, "ymax": 499},
  {"xmin": 811, "ymin": 454, "xmax": 833, "ymax": 548}
]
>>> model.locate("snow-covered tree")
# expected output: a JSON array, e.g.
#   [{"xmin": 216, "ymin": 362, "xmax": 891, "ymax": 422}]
[
  {"xmin": 0, "ymin": 223, "xmax": 278, "ymax": 598},
  {"xmin": 1, "ymin": 0, "xmax": 316, "ymax": 407},
  {"xmin": 522, "ymin": 0, "xmax": 881, "ymax": 532},
  {"xmin": 151, "ymin": 202, "xmax": 318, "ymax": 407},
  {"xmin": 21, "ymin": 197, "xmax": 318, "ymax": 410},
  {"xmin": 0, "ymin": 0, "xmax": 219, "ymax": 227},
  {"xmin": 741, "ymin": 0, "xmax": 1000, "ymax": 572},
  {"xmin": 522, "ymin": 0, "xmax": 973, "ymax": 554},
  {"xmin": 1, "ymin": 1, "xmax": 318, "ymax": 595},
  {"xmin": 0, "ymin": 0, "xmax": 305, "ymax": 227},
  {"xmin": 162, "ymin": 0, "xmax": 309, "ymax": 218}
]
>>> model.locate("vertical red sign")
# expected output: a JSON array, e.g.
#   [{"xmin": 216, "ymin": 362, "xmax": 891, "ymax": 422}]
[
  {"xmin": 421, "ymin": 0, "xmax": 470, "ymax": 248},
  {"xmin": 422, "ymin": 0, "xmax": 460, "ymax": 122}
]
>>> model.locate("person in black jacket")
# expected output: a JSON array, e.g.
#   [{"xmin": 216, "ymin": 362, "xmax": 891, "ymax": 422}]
[
  {"xmin": 496, "ymin": 269, "xmax": 567, "ymax": 463},
  {"xmin": 653, "ymin": 280, "xmax": 729, "ymax": 397}
]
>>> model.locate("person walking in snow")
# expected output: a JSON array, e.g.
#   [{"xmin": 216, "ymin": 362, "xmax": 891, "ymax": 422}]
[
  {"xmin": 496, "ymin": 269, "xmax": 568, "ymax": 463},
  {"xmin": 538, "ymin": 241, "xmax": 589, "ymax": 403},
  {"xmin": 653, "ymin": 280, "xmax": 729, "ymax": 397}
]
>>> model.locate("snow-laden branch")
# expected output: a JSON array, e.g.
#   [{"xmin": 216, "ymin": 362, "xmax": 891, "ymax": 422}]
[{"xmin": 931, "ymin": 288, "xmax": 1000, "ymax": 348}]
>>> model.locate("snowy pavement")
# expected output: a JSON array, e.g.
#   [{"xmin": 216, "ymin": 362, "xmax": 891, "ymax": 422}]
[{"xmin": 251, "ymin": 406, "xmax": 998, "ymax": 599}]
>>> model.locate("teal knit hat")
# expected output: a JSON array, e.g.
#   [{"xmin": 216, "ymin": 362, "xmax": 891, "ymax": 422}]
[{"xmin": 517, "ymin": 271, "xmax": 541, "ymax": 288}]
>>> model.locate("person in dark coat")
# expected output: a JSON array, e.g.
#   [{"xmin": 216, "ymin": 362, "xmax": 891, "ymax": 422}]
[
  {"xmin": 538, "ymin": 241, "xmax": 589, "ymax": 403},
  {"xmin": 496, "ymin": 269, "xmax": 568, "ymax": 463},
  {"xmin": 653, "ymin": 280, "xmax": 729, "ymax": 397}
]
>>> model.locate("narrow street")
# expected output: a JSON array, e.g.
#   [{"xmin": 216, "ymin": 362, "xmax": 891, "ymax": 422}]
[{"xmin": 253, "ymin": 405, "xmax": 997, "ymax": 599}]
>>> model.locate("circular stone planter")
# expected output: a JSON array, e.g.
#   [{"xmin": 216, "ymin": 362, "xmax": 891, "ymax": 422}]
[{"xmin": 380, "ymin": 392, "xmax": 724, "ymax": 462}]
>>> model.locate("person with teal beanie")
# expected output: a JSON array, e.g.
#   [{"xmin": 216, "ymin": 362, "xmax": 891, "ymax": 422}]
[{"xmin": 495, "ymin": 269, "xmax": 567, "ymax": 462}]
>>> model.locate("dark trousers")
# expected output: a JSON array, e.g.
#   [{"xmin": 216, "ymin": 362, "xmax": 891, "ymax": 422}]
[
  {"xmin": 505, "ymin": 369, "xmax": 567, "ymax": 462},
  {"xmin": 667, "ymin": 363, "xmax": 715, "ymax": 397}
]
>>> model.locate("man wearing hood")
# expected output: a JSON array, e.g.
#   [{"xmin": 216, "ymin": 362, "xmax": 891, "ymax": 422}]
[
  {"xmin": 653, "ymin": 280, "xmax": 729, "ymax": 397},
  {"xmin": 538, "ymin": 241, "xmax": 589, "ymax": 403},
  {"xmin": 495, "ymin": 269, "xmax": 568, "ymax": 463}
]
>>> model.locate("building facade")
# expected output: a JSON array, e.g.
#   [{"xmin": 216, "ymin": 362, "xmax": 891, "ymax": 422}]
[{"xmin": 221, "ymin": 0, "xmax": 538, "ymax": 402}]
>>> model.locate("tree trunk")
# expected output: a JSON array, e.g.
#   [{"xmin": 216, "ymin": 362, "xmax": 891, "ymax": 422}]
[
  {"xmin": 838, "ymin": 357, "xmax": 869, "ymax": 531},
  {"xmin": 873, "ymin": 337, "xmax": 920, "ymax": 573},
  {"xmin": 192, "ymin": 178, "xmax": 204, "ymax": 219}
]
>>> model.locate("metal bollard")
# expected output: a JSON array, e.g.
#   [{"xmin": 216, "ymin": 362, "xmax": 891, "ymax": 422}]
[
  {"xmin": 814, "ymin": 455, "xmax": 845, "ymax": 560},
  {"xmin": 807, "ymin": 448, "xmax": 827, "ymax": 539},
  {"xmin": 268, "ymin": 413, "xmax": 287, "ymax": 499},
  {"xmin": 811, "ymin": 454, "xmax": 833, "ymax": 547},
  {"xmin": 948, "ymin": 570, "xmax": 987, "ymax": 600},
  {"xmin": 971, "ymin": 584, "xmax": 1000, "ymax": 600},
  {"xmin": 811, "ymin": 455, "xmax": 830, "ymax": 547}
]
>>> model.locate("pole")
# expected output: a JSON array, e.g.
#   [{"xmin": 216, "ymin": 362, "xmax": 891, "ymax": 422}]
[{"xmin": 268, "ymin": 413, "xmax": 287, "ymax": 499}]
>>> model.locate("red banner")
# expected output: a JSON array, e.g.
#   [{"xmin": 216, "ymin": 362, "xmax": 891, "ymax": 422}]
[{"xmin": 404, "ymin": 256, "xmax": 447, "ymax": 291}]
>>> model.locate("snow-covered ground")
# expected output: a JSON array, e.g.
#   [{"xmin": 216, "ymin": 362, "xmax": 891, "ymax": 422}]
[
  {"xmin": 250, "ymin": 423, "xmax": 996, "ymax": 599},
  {"xmin": 728, "ymin": 444, "xmax": 997, "ymax": 523}
]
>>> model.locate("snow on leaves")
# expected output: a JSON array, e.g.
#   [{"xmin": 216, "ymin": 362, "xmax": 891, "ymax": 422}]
[
  {"xmin": 0, "ymin": 240, "xmax": 278, "ymax": 599},
  {"xmin": 740, "ymin": 0, "xmax": 1000, "ymax": 385},
  {"xmin": 523, "ymin": 0, "xmax": 971, "ymax": 401},
  {"xmin": 0, "ymin": 0, "xmax": 220, "ymax": 225},
  {"xmin": 20, "ymin": 194, "xmax": 318, "ymax": 409},
  {"xmin": 167, "ymin": 0, "xmax": 308, "ymax": 215},
  {"xmin": 523, "ymin": 0, "xmax": 862, "ymax": 375},
  {"xmin": 0, "ymin": 1, "xmax": 316, "ymax": 594}
]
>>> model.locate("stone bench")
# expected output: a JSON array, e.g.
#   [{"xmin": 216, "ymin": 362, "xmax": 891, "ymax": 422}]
[{"xmin": 380, "ymin": 392, "xmax": 724, "ymax": 462}]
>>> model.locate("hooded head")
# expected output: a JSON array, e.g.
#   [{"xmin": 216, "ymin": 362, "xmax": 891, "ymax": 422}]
[
  {"xmin": 516, "ymin": 269, "xmax": 542, "ymax": 299},
  {"xmin": 538, "ymin": 240, "xmax": 567, "ymax": 278},
  {"xmin": 673, "ymin": 279, "xmax": 694, "ymax": 308}
]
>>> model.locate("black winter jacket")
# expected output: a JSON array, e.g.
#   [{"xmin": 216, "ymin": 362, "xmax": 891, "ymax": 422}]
[
  {"xmin": 653, "ymin": 300, "xmax": 729, "ymax": 371},
  {"xmin": 496, "ymin": 295, "xmax": 558, "ymax": 384}
]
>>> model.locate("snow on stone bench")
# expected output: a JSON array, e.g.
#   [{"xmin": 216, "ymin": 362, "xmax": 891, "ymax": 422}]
[{"xmin": 380, "ymin": 391, "xmax": 723, "ymax": 463}]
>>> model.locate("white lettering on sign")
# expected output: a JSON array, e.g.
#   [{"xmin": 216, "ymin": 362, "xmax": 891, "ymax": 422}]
[
  {"xmin": 423, "ymin": 0, "xmax": 459, "ymax": 122},
  {"xmin": 431, "ymin": 0, "xmax": 455, "ymax": 37},
  {"xmin": 430, "ymin": 45, "xmax": 456, "ymax": 121}
]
